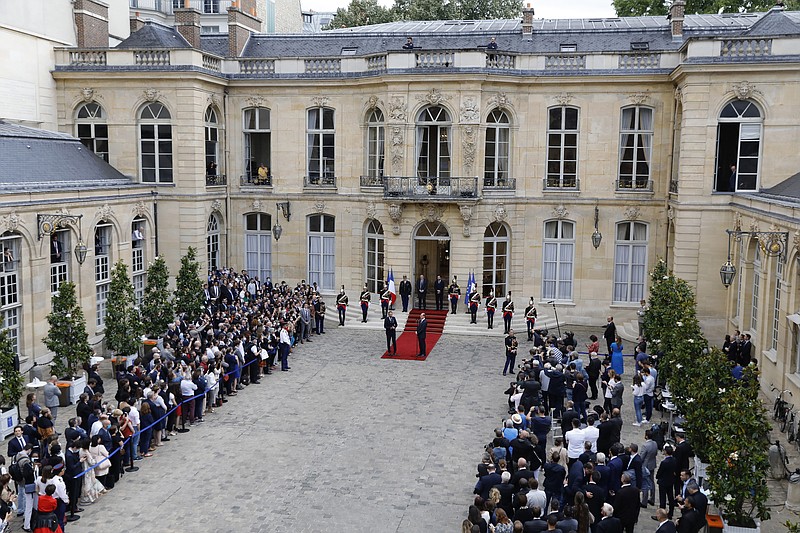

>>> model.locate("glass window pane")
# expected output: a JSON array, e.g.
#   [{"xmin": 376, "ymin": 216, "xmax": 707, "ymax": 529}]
[
  {"xmin": 322, "ymin": 109, "xmax": 334, "ymax": 130},
  {"xmin": 549, "ymin": 108, "xmax": 562, "ymax": 130},
  {"xmin": 564, "ymin": 108, "xmax": 578, "ymax": 130}
]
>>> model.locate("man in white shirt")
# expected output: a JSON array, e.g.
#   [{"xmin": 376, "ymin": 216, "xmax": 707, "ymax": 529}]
[
  {"xmin": 279, "ymin": 323, "xmax": 291, "ymax": 371},
  {"xmin": 128, "ymin": 405, "xmax": 142, "ymax": 460},
  {"xmin": 90, "ymin": 414, "xmax": 107, "ymax": 437},
  {"xmin": 583, "ymin": 414, "xmax": 600, "ymax": 453},
  {"xmin": 564, "ymin": 418, "xmax": 585, "ymax": 467},
  {"xmin": 180, "ymin": 373, "xmax": 198, "ymax": 425}
]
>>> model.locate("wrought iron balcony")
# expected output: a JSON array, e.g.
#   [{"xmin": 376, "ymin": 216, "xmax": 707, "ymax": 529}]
[
  {"xmin": 617, "ymin": 178, "xmax": 653, "ymax": 192},
  {"xmin": 241, "ymin": 173, "xmax": 272, "ymax": 187},
  {"xmin": 304, "ymin": 175, "xmax": 337, "ymax": 188},
  {"xmin": 543, "ymin": 177, "xmax": 580, "ymax": 191},
  {"xmin": 483, "ymin": 177, "xmax": 516, "ymax": 190},
  {"xmin": 360, "ymin": 175, "xmax": 384, "ymax": 188},
  {"xmin": 383, "ymin": 177, "xmax": 478, "ymax": 200},
  {"xmin": 206, "ymin": 174, "xmax": 227, "ymax": 187}
]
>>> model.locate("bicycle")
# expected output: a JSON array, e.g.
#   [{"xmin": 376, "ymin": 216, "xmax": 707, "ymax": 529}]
[
  {"xmin": 787, "ymin": 410, "xmax": 797, "ymax": 442},
  {"xmin": 772, "ymin": 386, "xmax": 792, "ymax": 424}
]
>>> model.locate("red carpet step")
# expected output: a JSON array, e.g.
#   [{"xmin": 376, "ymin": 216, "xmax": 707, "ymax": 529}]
[{"xmin": 381, "ymin": 309, "xmax": 448, "ymax": 361}]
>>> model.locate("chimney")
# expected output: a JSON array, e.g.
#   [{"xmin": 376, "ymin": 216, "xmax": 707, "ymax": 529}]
[
  {"xmin": 522, "ymin": 3, "xmax": 534, "ymax": 36},
  {"xmin": 130, "ymin": 12, "xmax": 145, "ymax": 34},
  {"xmin": 670, "ymin": 0, "xmax": 685, "ymax": 39},
  {"xmin": 73, "ymin": 0, "xmax": 109, "ymax": 48},
  {"xmin": 228, "ymin": 2, "xmax": 262, "ymax": 57},
  {"xmin": 174, "ymin": 5, "xmax": 202, "ymax": 49}
]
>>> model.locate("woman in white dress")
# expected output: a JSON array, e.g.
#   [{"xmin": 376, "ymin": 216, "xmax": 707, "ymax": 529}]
[{"xmin": 79, "ymin": 438, "xmax": 105, "ymax": 504}]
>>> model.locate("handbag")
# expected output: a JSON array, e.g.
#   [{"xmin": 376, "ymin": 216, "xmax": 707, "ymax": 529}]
[{"xmin": 24, "ymin": 483, "xmax": 36, "ymax": 494}]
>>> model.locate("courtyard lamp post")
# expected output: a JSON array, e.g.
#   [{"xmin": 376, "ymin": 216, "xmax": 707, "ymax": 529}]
[
  {"xmin": 591, "ymin": 205, "xmax": 602, "ymax": 249},
  {"xmin": 719, "ymin": 229, "xmax": 788, "ymax": 288}
]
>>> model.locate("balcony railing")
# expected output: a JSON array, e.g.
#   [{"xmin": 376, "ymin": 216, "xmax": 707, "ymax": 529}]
[
  {"xmin": 241, "ymin": 173, "xmax": 272, "ymax": 187},
  {"xmin": 366, "ymin": 55, "xmax": 387, "ymax": 72},
  {"xmin": 669, "ymin": 179, "xmax": 679, "ymax": 194},
  {"xmin": 617, "ymin": 178, "xmax": 653, "ymax": 192},
  {"xmin": 618, "ymin": 53, "xmax": 661, "ymax": 69},
  {"xmin": 69, "ymin": 50, "xmax": 107, "ymax": 66},
  {"xmin": 360, "ymin": 175, "xmax": 384, "ymax": 188},
  {"xmin": 206, "ymin": 174, "xmax": 227, "ymax": 186},
  {"xmin": 129, "ymin": 0, "xmax": 234, "ymax": 15},
  {"xmin": 415, "ymin": 51, "xmax": 455, "ymax": 68},
  {"xmin": 383, "ymin": 177, "xmax": 478, "ymax": 200},
  {"xmin": 304, "ymin": 175, "xmax": 337, "ymax": 188},
  {"xmin": 483, "ymin": 177, "xmax": 516, "ymax": 190},
  {"xmin": 134, "ymin": 50, "xmax": 170, "ymax": 66},
  {"xmin": 239, "ymin": 58, "xmax": 275, "ymax": 75},
  {"xmin": 545, "ymin": 54, "xmax": 586, "ymax": 70},
  {"xmin": 720, "ymin": 38, "xmax": 772, "ymax": 59},
  {"xmin": 0, "ymin": 259, "xmax": 19, "ymax": 273},
  {"xmin": 543, "ymin": 177, "xmax": 580, "ymax": 191},
  {"xmin": 485, "ymin": 52, "xmax": 516, "ymax": 70}
]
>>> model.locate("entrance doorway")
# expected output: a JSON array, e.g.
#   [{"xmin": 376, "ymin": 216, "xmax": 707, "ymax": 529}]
[{"xmin": 413, "ymin": 221, "xmax": 450, "ymax": 305}]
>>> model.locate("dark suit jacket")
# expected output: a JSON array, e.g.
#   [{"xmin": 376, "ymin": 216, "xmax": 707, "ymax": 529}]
[
  {"xmin": 676, "ymin": 508, "xmax": 702, "ymax": 533},
  {"xmin": 596, "ymin": 516, "xmax": 622, "ymax": 533},
  {"xmin": 434, "ymin": 279, "xmax": 445, "ymax": 294},
  {"xmin": 656, "ymin": 456, "xmax": 676, "ymax": 487},
  {"xmin": 7, "ymin": 435, "xmax": 30, "ymax": 457},
  {"xmin": 584, "ymin": 482, "xmax": 606, "ymax": 521},
  {"xmin": 417, "ymin": 278, "xmax": 427, "ymax": 294},
  {"xmin": 603, "ymin": 322, "xmax": 617, "ymax": 343},
  {"xmin": 399, "ymin": 280, "xmax": 412, "ymax": 296},
  {"xmin": 656, "ymin": 519, "xmax": 678, "ymax": 533},
  {"xmin": 474, "ymin": 472, "xmax": 502, "ymax": 500},
  {"xmin": 416, "ymin": 319, "xmax": 427, "ymax": 339},
  {"xmin": 614, "ymin": 484, "xmax": 641, "ymax": 526},
  {"xmin": 673, "ymin": 441, "xmax": 693, "ymax": 473},
  {"xmin": 522, "ymin": 519, "xmax": 548, "ymax": 533},
  {"xmin": 384, "ymin": 316, "xmax": 397, "ymax": 332}
]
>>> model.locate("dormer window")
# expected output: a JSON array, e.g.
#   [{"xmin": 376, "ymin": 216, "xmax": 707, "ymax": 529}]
[
  {"xmin": 631, "ymin": 42, "xmax": 650, "ymax": 51},
  {"xmin": 560, "ymin": 44, "xmax": 577, "ymax": 53},
  {"xmin": 341, "ymin": 47, "xmax": 358, "ymax": 56}
]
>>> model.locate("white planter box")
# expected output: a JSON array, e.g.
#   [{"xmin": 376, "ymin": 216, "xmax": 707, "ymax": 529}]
[
  {"xmin": 69, "ymin": 375, "xmax": 86, "ymax": 404},
  {"xmin": 723, "ymin": 517, "xmax": 760, "ymax": 533},
  {"xmin": 694, "ymin": 456, "xmax": 708, "ymax": 480},
  {"xmin": 0, "ymin": 407, "xmax": 18, "ymax": 439}
]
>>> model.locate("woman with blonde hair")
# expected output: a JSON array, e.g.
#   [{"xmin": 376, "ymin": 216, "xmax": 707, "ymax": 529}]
[{"xmin": 490, "ymin": 508, "xmax": 513, "ymax": 533}]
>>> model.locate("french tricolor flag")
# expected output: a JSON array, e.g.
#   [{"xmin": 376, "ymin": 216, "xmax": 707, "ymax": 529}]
[{"xmin": 388, "ymin": 269, "xmax": 396, "ymax": 305}]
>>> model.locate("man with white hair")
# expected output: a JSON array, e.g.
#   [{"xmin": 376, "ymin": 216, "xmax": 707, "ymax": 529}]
[
  {"xmin": 44, "ymin": 375, "xmax": 61, "ymax": 421},
  {"xmin": 596, "ymin": 503, "xmax": 622, "ymax": 533}
]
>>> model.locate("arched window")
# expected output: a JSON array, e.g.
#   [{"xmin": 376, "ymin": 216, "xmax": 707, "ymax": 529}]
[
  {"xmin": 139, "ymin": 103, "xmax": 172, "ymax": 183},
  {"xmin": 613, "ymin": 221, "xmax": 648, "ymax": 302},
  {"xmin": 245, "ymin": 213, "xmax": 272, "ymax": 281},
  {"xmin": 95, "ymin": 222, "xmax": 112, "ymax": 328},
  {"xmin": 416, "ymin": 106, "xmax": 451, "ymax": 178},
  {"xmin": 365, "ymin": 220, "xmax": 384, "ymax": 293},
  {"xmin": 131, "ymin": 217, "xmax": 146, "ymax": 306},
  {"xmin": 308, "ymin": 214, "xmax": 335, "ymax": 290},
  {"xmin": 546, "ymin": 106, "xmax": 579, "ymax": 189},
  {"xmin": 307, "ymin": 107, "xmax": 335, "ymax": 185},
  {"xmin": 243, "ymin": 107, "xmax": 271, "ymax": 184},
  {"xmin": 207, "ymin": 214, "xmax": 220, "ymax": 271},
  {"xmin": 76, "ymin": 103, "xmax": 108, "ymax": 162},
  {"xmin": 0, "ymin": 232, "xmax": 22, "ymax": 354},
  {"xmin": 715, "ymin": 100, "xmax": 762, "ymax": 192},
  {"xmin": 618, "ymin": 106, "xmax": 653, "ymax": 190},
  {"xmin": 366, "ymin": 109, "xmax": 385, "ymax": 181},
  {"xmin": 205, "ymin": 107, "xmax": 219, "ymax": 177},
  {"xmin": 482, "ymin": 222, "xmax": 509, "ymax": 297},
  {"xmin": 484, "ymin": 109, "xmax": 510, "ymax": 187},
  {"xmin": 542, "ymin": 220, "xmax": 574, "ymax": 301}
]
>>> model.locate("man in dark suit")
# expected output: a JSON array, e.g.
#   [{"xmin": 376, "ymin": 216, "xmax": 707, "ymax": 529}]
[
  {"xmin": 384, "ymin": 310, "xmax": 398, "ymax": 355},
  {"xmin": 417, "ymin": 274, "xmax": 427, "ymax": 309},
  {"xmin": 603, "ymin": 316, "xmax": 616, "ymax": 356},
  {"xmin": 672, "ymin": 433, "xmax": 693, "ymax": 495},
  {"xmin": 676, "ymin": 497, "xmax": 702, "ymax": 533},
  {"xmin": 584, "ymin": 471, "xmax": 606, "ymax": 533},
  {"xmin": 613, "ymin": 473, "xmax": 641, "ymax": 533},
  {"xmin": 433, "ymin": 275, "xmax": 445, "ymax": 310},
  {"xmin": 474, "ymin": 462, "xmax": 502, "ymax": 500},
  {"xmin": 656, "ymin": 445, "xmax": 677, "ymax": 519},
  {"xmin": 739, "ymin": 333, "xmax": 753, "ymax": 365},
  {"xmin": 399, "ymin": 275, "xmax": 412, "ymax": 312},
  {"xmin": 596, "ymin": 503, "xmax": 622, "ymax": 533},
  {"xmin": 563, "ymin": 458, "xmax": 585, "ymax": 504},
  {"xmin": 7, "ymin": 425, "xmax": 30, "ymax": 457},
  {"xmin": 654, "ymin": 508, "xmax": 677, "ymax": 533},
  {"xmin": 416, "ymin": 313, "xmax": 427, "ymax": 357}
]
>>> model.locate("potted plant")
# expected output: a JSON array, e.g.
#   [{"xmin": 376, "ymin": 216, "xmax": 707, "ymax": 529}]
[
  {"xmin": 43, "ymin": 282, "xmax": 92, "ymax": 402},
  {"xmin": 174, "ymin": 247, "xmax": 204, "ymax": 322},
  {"xmin": 105, "ymin": 261, "xmax": 144, "ymax": 370},
  {"xmin": 141, "ymin": 255, "xmax": 174, "ymax": 340},
  {"xmin": 0, "ymin": 329, "xmax": 24, "ymax": 438}
]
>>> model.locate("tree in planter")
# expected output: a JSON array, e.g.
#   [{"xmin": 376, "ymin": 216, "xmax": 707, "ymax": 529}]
[
  {"xmin": 0, "ymin": 329, "xmax": 24, "ymax": 410},
  {"xmin": 174, "ymin": 247, "xmax": 204, "ymax": 322},
  {"xmin": 104, "ymin": 261, "xmax": 143, "ymax": 359},
  {"xmin": 141, "ymin": 256, "xmax": 174, "ymax": 338},
  {"xmin": 43, "ymin": 282, "xmax": 92, "ymax": 379}
]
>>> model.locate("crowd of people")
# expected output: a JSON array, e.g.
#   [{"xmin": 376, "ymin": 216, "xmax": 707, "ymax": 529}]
[
  {"xmin": 464, "ymin": 330, "xmax": 709, "ymax": 533},
  {"xmin": 1, "ymin": 269, "xmax": 330, "ymax": 532}
]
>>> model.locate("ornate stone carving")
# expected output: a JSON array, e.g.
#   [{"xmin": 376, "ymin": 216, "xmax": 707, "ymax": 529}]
[
  {"xmin": 0, "ymin": 211, "xmax": 21, "ymax": 233},
  {"xmin": 667, "ymin": 206, "xmax": 675, "ymax": 221},
  {"xmin": 252, "ymin": 200, "xmax": 264, "ymax": 211},
  {"xmin": 133, "ymin": 201, "xmax": 148, "ymax": 218},
  {"xmin": 552, "ymin": 204, "xmax": 569, "ymax": 219},
  {"xmin": 460, "ymin": 97, "xmax": 479, "ymax": 123},
  {"xmin": 387, "ymin": 203, "xmax": 402, "ymax": 235},
  {"xmin": 366, "ymin": 201, "xmax": 377, "ymax": 220},
  {"xmin": 794, "ymin": 230, "xmax": 800, "ymax": 252},
  {"xmin": 462, "ymin": 126, "xmax": 477, "ymax": 176},
  {"xmin": 144, "ymin": 88, "xmax": 160, "ymax": 102},
  {"xmin": 366, "ymin": 95, "xmax": 380, "ymax": 110},
  {"xmin": 493, "ymin": 204, "xmax": 507, "ymax": 223},
  {"xmin": 311, "ymin": 96, "xmax": 330, "ymax": 108},
  {"xmin": 553, "ymin": 92, "xmax": 574, "ymax": 106},
  {"xmin": 730, "ymin": 81, "xmax": 761, "ymax": 101},
  {"xmin": 488, "ymin": 92, "xmax": 512, "ymax": 110},
  {"xmin": 627, "ymin": 91, "xmax": 650, "ymax": 105},
  {"xmin": 749, "ymin": 219, "xmax": 760, "ymax": 233},
  {"xmin": 623, "ymin": 206, "xmax": 641, "ymax": 220},
  {"xmin": 97, "ymin": 203, "xmax": 114, "ymax": 221},
  {"xmin": 459, "ymin": 204, "xmax": 473, "ymax": 237},
  {"xmin": 208, "ymin": 93, "xmax": 219, "ymax": 107},
  {"xmin": 419, "ymin": 203, "xmax": 444, "ymax": 223},
  {"xmin": 391, "ymin": 126, "xmax": 404, "ymax": 175},
  {"xmin": 674, "ymin": 85, "xmax": 686, "ymax": 105},
  {"xmin": 733, "ymin": 211, "xmax": 742, "ymax": 232},
  {"xmin": 211, "ymin": 199, "xmax": 222, "ymax": 213},
  {"xmin": 314, "ymin": 201, "xmax": 326, "ymax": 214},
  {"xmin": 416, "ymin": 88, "xmax": 449, "ymax": 106},
  {"xmin": 81, "ymin": 88, "xmax": 95, "ymax": 102},
  {"xmin": 246, "ymin": 95, "xmax": 267, "ymax": 108},
  {"xmin": 388, "ymin": 96, "xmax": 406, "ymax": 122}
]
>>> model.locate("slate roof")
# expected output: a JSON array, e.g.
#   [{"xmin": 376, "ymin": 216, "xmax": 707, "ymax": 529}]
[
  {"xmin": 760, "ymin": 171, "xmax": 800, "ymax": 201},
  {"xmin": 0, "ymin": 122, "xmax": 136, "ymax": 192},
  {"xmin": 746, "ymin": 8, "xmax": 800, "ymax": 36},
  {"xmin": 117, "ymin": 21, "xmax": 191, "ymax": 49},
  {"xmin": 200, "ymin": 35, "xmax": 229, "ymax": 56}
]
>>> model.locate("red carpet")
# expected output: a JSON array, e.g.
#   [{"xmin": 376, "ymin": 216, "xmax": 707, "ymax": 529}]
[{"xmin": 381, "ymin": 309, "xmax": 448, "ymax": 361}]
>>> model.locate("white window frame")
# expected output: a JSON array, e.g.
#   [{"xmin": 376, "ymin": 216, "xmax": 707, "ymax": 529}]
[
  {"xmin": 715, "ymin": 100, "xmax": 763, "ymax": 192},
  {"xmin": 207, "ymin": 214, "xmax": 220, "ymax": 271},
  {"xmin": 484, "ymin": 109, "xmax": 511, "ymax": 187},
  {"xmin": 50, "ymin": 230, "xmax": 70, "ymax": 295},
  {"xmin": 95, "ymin": 223, "xmax": 112, "ymax": 329},
  {"xmin": 365, "ymin": 219, "xmax": 384, "ymax": 294},
  {"xmin": 482, "ymin": 222, "xmax": 509, "ymax": 298},
  {"xmin": 366, "ymin": 109, "xmax": 385, "ymax": 179},
  {"xmin": 307, "ymin": 107, "xmax": 336, "ymax": 183},
  {"xmin": 245, "ymin": 213, "xmax": 272, "ymax": 282},
  {"xmin": 542, "ymin": 220, "xmax": 575, "ymax": 301},
  {"xmin": 308, "ymin": 214, "xmax": 335, "ymax": 291},
  {"xmin": 131, "ymin": 218, "xmax": 146, "ymax": 307},
  {"xmin": 139, "ymin": 103, "xmax": 173, "ymax": 183},
  {"xmin": 205, "ymin": 106, "xmax": 219, "ymax": 175},
  {"xmin": 618, "ymin": 106, "xmax": 653, "ymax": 189},
  {"xmin": 76, "ymin": 103, "xmax": 109, "ymax": 162},
  {"xmin": 613, "ymin": 221, "xmax": 648, "ymax": 303},
  {"xmin": 416, "ymin": 106, "xmax": 452, "ymax": 178},
  {"xmin": 0, "ymin": 234, "xmax": 21, "ymax": 354},
  {"xmin": 752, "ymin": 246, "xmax": 761, "ymax": 332},
  {"xmin": 771, "ymin": 256, "xmax": 783, "ymax": 351},
  {"xmin": 546, "ymin": 106, "xmax": 579, "ymax": 188},
  {"xmin": 243, "ymin": 107, "xmax": 271, "ymax": 182}
]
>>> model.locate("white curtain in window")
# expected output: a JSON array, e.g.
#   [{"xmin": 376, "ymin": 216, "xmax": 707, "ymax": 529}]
[
  {"xmin": 614, "ymin": 245, "xmax": 631, "ymax": 302},
  {"xmin": 542, "ymin": 242, "xmax": 558, "ymax": 299},
  {"xmin": 630, "ymin": 244, "xmax": 647, "ymax": 301},
  {"xmin": 245, "ymin": 234, "xmax": 259, "ymax": 276},
  {"xmin": 309, "ymin": 235, "xmax": 322, "ymax": 286},
  {"xmin": 639, "ymin": 108, "xmax": 653, "ymax": 167},
  {"xmin": 415, "ymin": 127, "xmax": 426, "ymax": 175},
  {"xmin": 558, "ymin": 243, "xmax": 574, "ymax": 300},
  {"xmin": 740, "ymin": 123, "xmax": 760, "ymax": 140},
  {"xmin": 259, "ymin": 234, "xmax": 271, "ymax": 280},
  {"xmin": 322, "ymin": 235, "xmax": 335, "ymax": 290}
]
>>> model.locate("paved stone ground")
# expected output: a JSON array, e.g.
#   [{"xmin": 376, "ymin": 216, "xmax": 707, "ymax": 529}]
[{"xmin": 11, "ymin": 321, "xmax": 798, "ymax": 532}]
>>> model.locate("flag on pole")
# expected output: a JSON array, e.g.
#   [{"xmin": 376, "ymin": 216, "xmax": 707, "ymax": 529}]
[
  {"xmin": 468, "ymin": 270, "xmax": 476, "ymax": 301},
  {"xmin": 388, "ymin": 269, "xmax": 397, "ymax": 305}
]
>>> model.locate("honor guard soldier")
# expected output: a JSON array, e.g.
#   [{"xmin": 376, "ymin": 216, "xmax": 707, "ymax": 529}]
[
  {"xmin": 336, "ymin": 286, "xmax": 348, "ymax": 326},
  {"xmin": 469, "ymin": 288, "xmax": 481, "ymax": 324},
  {"xmin": 486, "ymin": 290, "xmax": 497, "ymax": 329},
  {"xmin": 380, "ymin": 283, "xmax": 392, "ymax": 319},
  {"xmin": 502, "ymin": 292, "xmax": 514, "ymax": 334},
  {"xmin": 360, "ymin": 284, "xmax": 371, "ymax": 323},
  {"xmin": 525, "ymin": 297, "xmax": 538, "ymax": 341},
  {"xmin": 448, "ymin": 277, "xmax": 461, "ymax": 315}
]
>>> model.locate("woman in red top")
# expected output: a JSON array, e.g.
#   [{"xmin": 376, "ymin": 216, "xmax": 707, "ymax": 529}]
[{"xmin": 33, "ymin": 484, "xmax": 62, "ymax": 533}]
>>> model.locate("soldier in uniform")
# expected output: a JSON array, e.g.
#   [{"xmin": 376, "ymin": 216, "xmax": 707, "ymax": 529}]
[
  {"xmin": 448, "ymin": 277, "xmax": 461, "ymax": 315},
  {"xmin": 503, "ymin": 329, "xmax": 518, "ymax": 376},
  {"xmin": 525, "ymin": 297, "xmax": 538, "ymax": 341},
  {"xmin": 360, "ymin": 284, "xmax": 371, "ymax": 323},
  {"xmin": 502, "ymin": 292, "xmax": 514, "ymax": 334},
  {"xmin": 380, "ymin": 283, "xmax": 391, "ymax": 319},
  {"xmin": 486, "ymin": 289, "xmax": 497, "ymax": 329},
  {"xmin": 336, "ymin": 286, "xmax": 348, "ymax": 326},
  {"xmin": 469, "ymin": 287, "xmax": 481, "ymax": 324}
]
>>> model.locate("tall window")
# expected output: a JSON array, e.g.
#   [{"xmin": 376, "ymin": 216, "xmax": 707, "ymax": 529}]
[
  {"xmin": 76, "ymin": 103, "xmax": 109, "ymax": 162},
  {"xmin": 771, "ymin": 257, "xmax": 783, "ymax": 351},
  {"xmin": 243, "ymin": 107, "xmax": 271, "ymax": 182},
  {"xmin": 207, "ymin": 214, "xmax": 220, "ymax": 271},
  {"xmin": 205, "ymin": 107, "xmax": 219, "ymax": 176},
  {"xmin": 203, "ymin": 0, "xmax": 220, "ymax": 13},
  {"xmin": 50, "ymin": 230, "xmax": 70, "ymax": 294},
  {"xmin": 0, "ymin": 233, "xmax": 21, "ymax": 354},
  {"xmin": 714, "ymin": 100, "xmax": 762, "ymax": 192},
  {"xmin": 618, "ymin": 106, "xmax": 653, "ymax": 189},
  {"xmin": 245, "ymin": 213, "xmax": 272, "ymax": 282},
  {"xmin": 365, "ymin": 220, "xmax": 384, "ymax": 293},
  {"xmin": 308, "ymin": 214, "xmax": 335, "ymax": 291},
  {"xmin": 542, "ymin": 220, "xmax": 575, "ymax": 301},
  {"xmin": 139, "ymin": 103, "xmax": 172, "ymax": 183},
  {"xmin": 416, "ymin": 106, "xmax": 451, "ymax": 178},
  {"xmin": 546, "ymin": 107, "xmax": 578, "ymax": 188},
  {"xmin": 752, "ymin": 246, "xmax": 761, "ymax": 332},
  {"xmin": 307, "ymin": 107, "xmax": 335, "ymax": 184},
  {"xmin": 95, "ymin": 223, "xmax": 112, "ymax": 328},
  {"xmin": 482, "ymin": 222, "xmax": 509, "ymax": 297},
  {"xmin": 366, "ymin": 109, "xmax": 385, "ymax": 180},
  {"xmin": 132, "ymin": 218, "xmax": 146, "ymax": 306},
  {"xmin": 484, "ymin": 109, "xmax": 510, "ymax": 186},
  {"xmin": 613, "ymin": 221, "xmax": 648, "ymax": 303}
]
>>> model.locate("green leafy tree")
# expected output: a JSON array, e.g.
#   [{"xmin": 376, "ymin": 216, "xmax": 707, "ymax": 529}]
[
  {"xmin": 327, "ymin": 0, "xmax": 395, "ymax": 29},
  {"xmin": 390, "ymin": 0, "xmax": 456, "ymax": 21},
  {"xmin": 453, "ymin": 0, "xmax": 522, "ymax": 20},
  {"xmin": 141, "ymin": 256, "xmax": 174, "ymax": 338},
  {"xmin": 43, "ymin": 282, "xmax": 92, "ymax": 378},
  {"xmin": 329, "ymin": 0, "xmax": 522, "ymax": 28},
  {"xmin": 104, "ymin": 261, "xmax": 143, "ymax": 357},
  {"xmin": 174, "ymin": 247, "xmax": 204, "ymax": 322},
  {"xmin": 0, "ymin": 330, "xmax": 24, "ymax": 409},
  {"xmin": 614, "ymin": 0, "xmax": 799, "ymax": 17}
]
